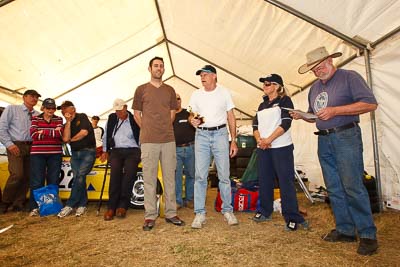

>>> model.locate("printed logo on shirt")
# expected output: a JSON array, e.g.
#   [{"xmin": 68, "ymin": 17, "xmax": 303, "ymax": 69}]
[
  {"xmin": 179, "ymin": 119, "xmax": 188, "ymax": 123},
  {"xmin": 314, "ymin": 92, "xmax": 328, "ymax": 113}
]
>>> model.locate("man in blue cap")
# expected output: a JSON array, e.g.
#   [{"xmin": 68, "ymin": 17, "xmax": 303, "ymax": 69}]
[{"xmin": 189, "ymin": 65, "xmax": 239, "ymax": 229}]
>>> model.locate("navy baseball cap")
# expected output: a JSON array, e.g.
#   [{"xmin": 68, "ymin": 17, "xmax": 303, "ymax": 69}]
[
  {"xmin": 259, "ymin": 74, "xmax": 284, "ymax": 86},
  {"xmin": 42, "ymin": 98, "xmax": 56, "ymax": 109},
  {"xmin": 196, "ymin": 65, "xmax": 217, "ymax": 75}
]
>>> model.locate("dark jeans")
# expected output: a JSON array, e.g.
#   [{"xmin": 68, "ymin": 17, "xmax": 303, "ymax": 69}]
[
  {"xmin": 3, "ymin": 143, "xmax": 31, "ymax": 208},
  {"xmin": 257, "ymin": 144, "xmax": 304, "ymax": 223},
  {"xmin": 66, "ymin": 148, "xmax": 96, "ymax": 208},
  {"xmin": 108, "ymin": 147, "xmax": 141, "ymax": 210},
  {"xmin": 29, "ymin": 153, "xmax": 62, "ymax": 210},
  {"xmin": 318, "ymin": 125, "xmax": 376, "ymax": 239}
]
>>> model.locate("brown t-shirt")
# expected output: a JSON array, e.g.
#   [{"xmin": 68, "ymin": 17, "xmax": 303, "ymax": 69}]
[{"xmin": 132, "ymin": 82, "xmax": 177, "ymax": 143}]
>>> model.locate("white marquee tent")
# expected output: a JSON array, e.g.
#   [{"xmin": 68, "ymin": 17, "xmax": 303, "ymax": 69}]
[{"xmin": 0, "ymin": 0, "xmax": 399, "ymax": 208}]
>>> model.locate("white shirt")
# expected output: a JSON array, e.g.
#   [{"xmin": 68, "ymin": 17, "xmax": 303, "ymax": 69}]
[
  {"xmin": 188, "ymin": 85, "xmax": 235, "ymax": 127},
  {"xmin": 257, "ymin": 106, "xmax": 292, "ymax": 148}
]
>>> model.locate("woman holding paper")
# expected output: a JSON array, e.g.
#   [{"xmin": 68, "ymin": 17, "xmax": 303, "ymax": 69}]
[{"xmin": 252, "ymin": 73, "xmax": 307, "ymax": 231}]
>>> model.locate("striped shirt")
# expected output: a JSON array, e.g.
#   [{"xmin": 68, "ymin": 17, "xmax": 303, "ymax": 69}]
[{"xmin": 30, "ymin": 114, "xmax": 64, "ymax": 154}]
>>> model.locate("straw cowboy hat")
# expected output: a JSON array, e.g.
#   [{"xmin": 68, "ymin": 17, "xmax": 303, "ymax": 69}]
[{"xmin": 298, "ymin": 46, "xmax": 342, "ymax": 74}]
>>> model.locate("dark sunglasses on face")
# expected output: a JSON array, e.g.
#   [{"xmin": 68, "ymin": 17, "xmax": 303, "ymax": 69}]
[{"xmin": 264, "ymin": 82, "xmax": 277, "ymax": 87}]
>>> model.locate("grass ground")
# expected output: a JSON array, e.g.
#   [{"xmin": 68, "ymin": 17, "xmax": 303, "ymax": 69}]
[{"xmin": 0, "ymin": 188, "xmax": 399, "ymax": 267}]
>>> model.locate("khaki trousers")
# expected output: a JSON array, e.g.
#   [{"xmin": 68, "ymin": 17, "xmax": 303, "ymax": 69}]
[
  {"xmin": 141, "ymin": 142, "xmax": 177, "ymax": 219},
  {"xmin": 3, "ymin": 143, "xmax": 31, "ymax": 208}
]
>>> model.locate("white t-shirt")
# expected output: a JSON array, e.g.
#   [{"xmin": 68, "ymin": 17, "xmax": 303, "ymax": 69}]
[
  {"xmin": 188, "ymin": 85, "xmax": 235, "ymax": 127},
  {"xmin": 257, "ymin": 106, "xmax": 292, "ymax": 148}
]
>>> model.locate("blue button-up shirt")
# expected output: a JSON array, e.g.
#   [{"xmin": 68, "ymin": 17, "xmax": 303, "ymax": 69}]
[
  {"xmin": 0, "ymin": 104, "xmax": 40, "ymax": 147},
  {"xmin": 102, "ymin": 118, "xmax": 139, "ymax": 152}
]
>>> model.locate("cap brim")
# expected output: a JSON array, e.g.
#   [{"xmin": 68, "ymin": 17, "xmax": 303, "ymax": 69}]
[
  {"xmin": 259, "ymin": 78, "xmax": 267, "ymax": 83},
  {"xmin": 44, "ymin": 105, "xmax": 56, "ymax": 109},
  {"xmin": 196, "ymin": 69, "xmax": 214, "ymax": 75},
  {"xmin": 298, "ymin": 52, "xmax": 342, "ymax": 74}
]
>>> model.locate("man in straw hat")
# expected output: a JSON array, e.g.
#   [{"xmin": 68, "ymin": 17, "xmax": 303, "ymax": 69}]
[{"xmin": 293, "ymin": 47, "xmax": 378, "ymax": 255}]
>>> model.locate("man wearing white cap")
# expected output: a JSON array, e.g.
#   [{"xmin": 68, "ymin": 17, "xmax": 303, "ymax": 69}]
[
  {"xmin": 294, "ymin": 47, "xmax": 378, "ymax": 255},
  {"xmin": 100, "ymin": 99, "xmax": 141, "ymax": 221}
]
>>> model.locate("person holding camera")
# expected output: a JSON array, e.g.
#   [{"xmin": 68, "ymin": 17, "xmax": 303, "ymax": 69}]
[{"xmin": 100, "ymin": 99, "xmax": 141, "ymax": 221}]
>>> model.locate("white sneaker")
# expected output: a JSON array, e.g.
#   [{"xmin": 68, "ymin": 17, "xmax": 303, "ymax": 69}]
[
  {"xmin": 224, "ymin": 212, "xmax": 239, "ymax": 226},
  {"xmin": 29, "ymin": 208, "xmax": 39, "ymax": 217},
  {"xmin": 191, "ymin": 213, "xmax": 206, "ymax": 229},
  {"xmin": 57, "ymin": 206, "xmax": 73, "ymax": 218},
  {"xmin": 75, "ymin": 206, "xmax": 87, "ymax": 217}
]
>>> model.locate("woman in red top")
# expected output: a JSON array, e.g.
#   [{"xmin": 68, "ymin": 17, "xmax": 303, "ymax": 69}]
[{"xmin": 29, "ymin": 98, "xmax": 64, "ymax": 216}]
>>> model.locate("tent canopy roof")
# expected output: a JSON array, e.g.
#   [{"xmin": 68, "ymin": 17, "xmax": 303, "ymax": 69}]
[{"xmin": 0, "ymin": 0, "xmax": 399, "ymax": 120}]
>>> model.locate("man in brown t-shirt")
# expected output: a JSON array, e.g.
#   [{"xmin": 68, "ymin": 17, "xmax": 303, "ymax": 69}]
[{"xmin": 132, "ymin": 56, "xmax": 185, "ymax": 231}]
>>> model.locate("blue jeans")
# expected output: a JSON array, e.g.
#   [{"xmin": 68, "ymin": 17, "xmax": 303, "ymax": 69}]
[
  {"xmin": 29, "ymin": 154, "xmax": 62, "ymax": 210},
  {"xmin": 194, "ymin": 127, "xmax": 232, "ymax": 214},
  {"xmin": 257, "ymin": 144, "xmax": 304, "ymax": 223},
  {"xmin": 318, "ymin": 124, "xmax": 377, "ymax": 239},
  {"xmin": 175, "ymin": 144, "xmax": 195, "ymax": 206},
  {"xmin": 66, "ymin": 148, "xmax": 96, "ymax": 208}
]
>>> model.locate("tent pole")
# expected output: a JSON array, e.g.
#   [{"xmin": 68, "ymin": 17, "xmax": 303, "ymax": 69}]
[
  {"xmin": 363, "ymin": 48, "xmax": 383, "ymax": 212},
  {"xmin": 0, "ymin": 0, "xmax": 14, "ymax": 8},
  {"xmin": 168, "ymin": 40, "xmax": 263, "ymax": 92},
  {"xmin": 154, "ymin": 0, "xmax": 175, "ymax": 75},
  {"xmin": 265, "ymin": 0, "xmax": 365, "ymax": 50},
  {"xmin": 372, "ymin": 26, "xmax": 400, "ymax": 48}
]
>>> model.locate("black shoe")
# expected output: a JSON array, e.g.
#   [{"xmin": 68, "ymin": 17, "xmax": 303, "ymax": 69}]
[
  {"xmin": 322, "ymin": 229, "xmax": 357, "ymax": 242},
  {"xmin": 143, "ymin": 219, "xmax": 155, "ymax": 231},
  {"xmin": 165, "ymin": 216, "xmax": 185, "ymax": 226},
  {"xmin": 12, "ymin": 206, "xmax": 23, "ymax": 212},
  {"xmin": 357, "ymin": 238, "xmax": 378, "ymax": 255},
  {"xmin": 2, "ymin": 203, "xmax": 11, "ymax": 214}
]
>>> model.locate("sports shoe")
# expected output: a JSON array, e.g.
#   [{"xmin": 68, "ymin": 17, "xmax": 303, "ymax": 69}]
[
  {"xmin": 143, "ymin": 219, "xmax": 155, "ymax": 231},
  {"xmin": 57, "ymin": 206, "xmax": 73, "ymax": 218},
  {"xmin": 252, "ymin": 212, "xmax": 272, "ymax": 223},
  {"xmin": 224, "ymin": 212, "xmax": 239, "ymax": 226},
  {"xmin": 357, "ymin": 238, "xmax": 378, "ymax": 255},
  {"xmin": 165, "ymin": 216, "xmax": 185, "ymax": 226},
  {"xmin": 285, "ymin": 220, "xmax": 310, "ymax": 231},
  {"xmin": 75, "ymin": 206, "xmax": 87, "ymax": 217},
  {"xmin": 191, "ymin": 213, "xmax": 206, "ymax": 229},
  {"xmin": 322, "ymin": 229, "xmax": 356, "ymax": 242},
  {"xmin": 29, "ymin": 208, "xmax": 39, "ymax": 217}
]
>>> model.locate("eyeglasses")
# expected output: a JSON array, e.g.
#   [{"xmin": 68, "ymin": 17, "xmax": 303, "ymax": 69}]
[{"xmin": 176, "ymin": 98, "xmax": 181, "ymax": 100}]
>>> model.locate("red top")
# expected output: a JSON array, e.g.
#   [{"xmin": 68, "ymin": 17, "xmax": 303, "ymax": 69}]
[{"xmin": 30, "ymin": 114, "xmax": 64, "ymax": 154}]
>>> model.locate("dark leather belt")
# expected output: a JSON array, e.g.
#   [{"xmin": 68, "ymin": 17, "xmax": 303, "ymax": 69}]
[
  {"xmin": 314, "ymin": 122, "xmax": 357, "ymax": 136},
  {"xmin": 14, "ymin": 141, "xmax": 33, "ymax": 145},
  {"xmin": 198, "ymin": 124, "xmax": 226, "ymax": 131},
  {"xmin": 176, "ymin": 141, "xmax": 194, "ymax": 147}
]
